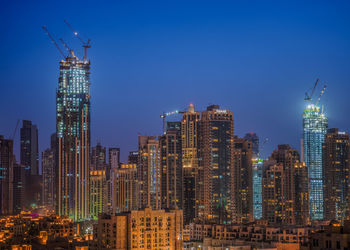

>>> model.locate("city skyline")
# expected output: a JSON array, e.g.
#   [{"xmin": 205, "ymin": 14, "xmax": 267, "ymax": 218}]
[{"xmin": 1, "ymin": 1, "xmax": 350, "ymax": 163}]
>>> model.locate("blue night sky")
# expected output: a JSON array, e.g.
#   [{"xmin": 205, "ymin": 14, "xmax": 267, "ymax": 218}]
[{"xmin": 1, "ymin": 1, "xmax": 350, "ymax": 162}]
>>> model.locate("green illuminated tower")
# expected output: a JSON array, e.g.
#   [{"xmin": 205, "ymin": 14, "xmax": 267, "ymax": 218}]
[{"xmin": 56, "ymin": 52, "xmax": 91, "ymax": 221}]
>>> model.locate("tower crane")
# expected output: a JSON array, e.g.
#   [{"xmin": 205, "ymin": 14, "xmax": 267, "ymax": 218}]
[
  {"xmin": 304, "ymin": 78, "xmax": 319, "ymax": 101},
  {"xmin": 160, "ymin": 110, "xmax": 184, "ymax": 135},
  {"xmin": 42, "ymin": 26, "xmax": 66, "ymax": 59},
  {"xmin": 59, "ymin": 38, "xmax": 73, "ymax": 57},
  {"xmin": 64, "ymin": 20, "xmax": 91, "ymax": 61}
]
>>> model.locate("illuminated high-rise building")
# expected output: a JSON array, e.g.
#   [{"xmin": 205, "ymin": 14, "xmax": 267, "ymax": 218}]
[
  {"xmin": 137, "ymin": 136, "xmax": 161, "ymax": 209},
  {"xmin": 323, "ymin": 128, "xmax": 350, "ymax": 222},
  {"xmin": 303, "ymin": 104, "xmax": 328, "ymax": 220},
  {"xmin": 294, "ymin": 161, "xmax": 309, "ymax": 225},
  {"xmin": 181, "ymin": 103, "xmax": 200, "ymax": 224},
  {"xmin": 262, "ymin": 161, "xmax": 285, "ymax": 224},
  {"xmin": 0, "ymin": 136, "xmax": 14, "ymax": 215},
  {"xmin": 199, "ymin": 105, "xmax": 234, "ymax": 224},
  {"xmin": 244, "ymin": 132, "xmax": 263, "ymax": 220},
  {"xmin": 56, "ymin": 53, "xmax": 91, "ymax": 221},
  {"xmin": 269, "ymin": 144, "xmax": 309, "ymax": 225},
  {"xmin": 90, "ymin": 170, "xmax": 107, "ymax": 220},
  {"xmin": 111, "ymin": 164, "xmax": 138, "ymax": 213},
  {"xmin": 160, "ymin": 122, "xmax": 183, "ymax": 210},
  {"xmin": 232, "ymin": 137, "xmax": 253, "ymax": 223},
  {"xmin": 252, "ymin": 158, "xmax": 263, "ymax": 219}
]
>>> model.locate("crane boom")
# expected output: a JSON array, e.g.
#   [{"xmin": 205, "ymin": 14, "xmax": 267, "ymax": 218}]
[
  {"xmin": 64, "ymin": 20, "xmax": 91, "ymax": 61},
  {"xmin": 42, "ymin": 26, "xmax": 66, "ymax": 59},
  {"xmin": 305, "ymin": 78, "xmax": 319, "ymax": 101},
  {"xmin": 59, "ymin": 38, "xmax": 73, "ymax": 57},
  {"xmin": 160, "ymin": 110, "xmax": 184, "ymax": 134}
]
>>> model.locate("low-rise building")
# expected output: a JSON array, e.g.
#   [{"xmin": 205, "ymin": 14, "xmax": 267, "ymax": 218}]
[
  {"xmin": 309, "ymin": 221, "xmax": 350, "ymax": 249},
  {"xmin": 94, "ymin": 207, "xmax": 183, "ymax": 249}
]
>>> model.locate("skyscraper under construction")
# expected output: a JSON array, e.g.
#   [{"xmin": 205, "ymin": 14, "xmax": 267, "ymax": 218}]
[
  {"xmin": 56, "ymin": 52, "xmax": 91, "ymax": 221},
  {"xmin": 303, "ymin": 104, "xmax": 328, "ymax": 221}
]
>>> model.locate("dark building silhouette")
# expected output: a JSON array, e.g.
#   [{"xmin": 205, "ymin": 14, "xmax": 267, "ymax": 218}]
[
  {"xmin": 13, "ymin": 163, "xmax": 26, "ymax": 214},
  {"xmin": 0, "ymin": 136, "xmax": 14, "ymax": 215},
  {"xmin": 20, "ymin": 120, "xmax": 38, "ymax": 175},
  {"xmin": 128, "ymin": 151, "xmax": 138, "ymax": 165},
  {"xmin": 91, "ymin": 142, "xmax": 107, "ymax": 171},
  {"xmin": 244, "ymin": 132, "xmax": 259, "ymax": 157},
  {"xmin": 20, "ymin": 120, "xmax": 41, "ymax": 208}
]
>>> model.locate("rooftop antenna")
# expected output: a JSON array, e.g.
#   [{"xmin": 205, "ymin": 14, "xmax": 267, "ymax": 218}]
[
  {"xmin": 64, "ymin": 20, "xmax": 91, "ymax": 61},
  {"xmin": 42, "ymin": 26, "xmax": 66, "ymax": 59}
]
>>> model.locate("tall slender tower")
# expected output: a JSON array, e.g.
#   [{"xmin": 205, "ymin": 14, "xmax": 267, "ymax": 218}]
[
  {"xmin": 20, "ymin": 120, "xmax": 40, "ymax": 208},
  {"xmin": 20, "ymin": 120, "xmax": 39, "ymax": 175},
  {"xmin": 199, "ymin": 105, "xmax": 234, "ymax": 224},
  {"xmin": 181, "ymin": 104, "xmax": 200, "ymax": 224},
  {"xmin": 323, "ymin": 128, "xmax": 350, "ymax": 222},
  {"xmin": 137, "ymin": 136, "xmax": 161, "ymax": 209},
  {"xmin": 57, "ymin": 52, "xmax": 91, "ymax": 221},
  {"xmin": 0, "ymin": 136, "xmax": 14, "ymax": 215},
  {"xmin": 42, "ymin": 148, "xmax": 55, "ymax": 209},
  {"xmin": 303, "ymin": 104, "xmax": 328, "ymax": 220},
  {"xmin": 160, "ymin": 122, "xmax": 183, "ymax": 210},
  {"xmin": 232, "ymin": 137, "xmax": 253, "ymax": 223}
]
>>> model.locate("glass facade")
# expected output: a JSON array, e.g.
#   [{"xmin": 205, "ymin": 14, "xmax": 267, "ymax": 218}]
[
  {"xmin": 252, "ymin": 158, "xmax": 263, "ymax": 219},
  {"xmin": 57, "ymin": 55, "xmax": 91, "ymax": 222},
  {"xmin": 303, "ymin": 104, "xmax": 328, "ymax": 220}
]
